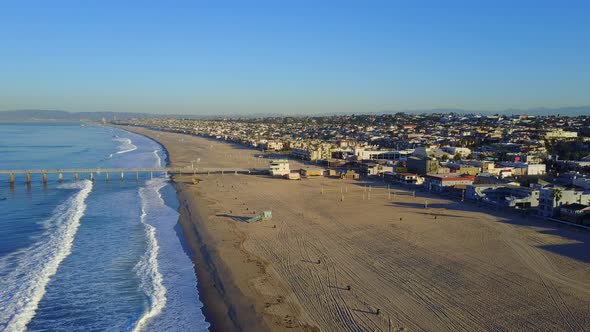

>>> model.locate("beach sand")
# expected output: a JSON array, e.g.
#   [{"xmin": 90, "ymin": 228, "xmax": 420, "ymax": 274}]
[{"xmin": 127, "ymin": 126, "xmax": 590, "ymax": 331}]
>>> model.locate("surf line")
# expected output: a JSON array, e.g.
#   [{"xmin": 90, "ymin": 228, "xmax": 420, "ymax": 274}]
[
  {"xmin": 133, "ymin": 181, "xmax": 167, "ymax": 332},
  {"xmin": 115, "ymin": 138, "xmax": 138, "ymax": 154},
  {"xmin": 0, "ymin": 180, "xmax": 93, "ymax": 332}
]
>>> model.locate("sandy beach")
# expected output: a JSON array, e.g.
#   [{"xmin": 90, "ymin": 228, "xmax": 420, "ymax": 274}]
[{"xmin": 126, "ymin": 126, "xmax": 590, "ymax": 331}]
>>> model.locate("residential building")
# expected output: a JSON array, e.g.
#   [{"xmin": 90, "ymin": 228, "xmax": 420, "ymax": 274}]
[
  {"xmin": 424, "ymin": 174, "xmax": 476, "ymax": 192},
  {"xmin": 352, "ymin": 147, "xmax": 413, "ymax": 161},
  {"xmin": 559, "ymin": 203, "xmax": 590, "ymax": 224},
  {"xmin": 384, "ymin": 172, "xmax": 422, "ymax": 185},
  {"xmin": 340, "ymin": 170, "xmax": 360, "ymax": 180},
  {"xmin": 407, "ymin": 156, "xmax": 439, "ymax": 175},
  {"xmin": 545, "ymin": 129, "xmax": 578, "ymax": 140},
  {"xmin": 466, "ymin": 184, "xmax": 539, "ymax": 209},
  {"xmin": 269, "ymin": 160, "xmax": 290, "ymax": 176},
  {"xmin": 573, "ymin": 176, "xmax": 590, "ymax": 190},
  {"xmin": 498, "ymin": 162, "xmax": 547, "ymax": 176},
  {"xmin": 441, "ymin": 146, "xmax": 472, "ymax": 157},
  {"xmin": 538, "ymin": 187, "xmax": 590, "ymax": 217},
  {"xmin": 300, "ymin": 168, "xmax": 326, "ymax": 177}
]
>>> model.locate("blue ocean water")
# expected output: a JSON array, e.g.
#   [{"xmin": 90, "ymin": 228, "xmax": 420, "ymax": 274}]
[{"xmin": 0, "ymin": 122, "xmax": 209, "ymax": 332}]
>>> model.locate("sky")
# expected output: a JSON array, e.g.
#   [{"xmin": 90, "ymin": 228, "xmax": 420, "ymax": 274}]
[{"xmin": 1, "ymin": 0, "xmax": 589, "ymax": 115}]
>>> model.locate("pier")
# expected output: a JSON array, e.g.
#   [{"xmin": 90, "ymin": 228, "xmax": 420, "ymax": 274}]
[{"xmin": 1, "ymin": 167, "xmax": 265, "ymax": 185}]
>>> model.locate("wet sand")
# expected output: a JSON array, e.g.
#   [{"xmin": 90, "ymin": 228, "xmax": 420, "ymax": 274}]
[{"xmin": 127, "ymin": 126, "xmax": 590, "ymax": 332}]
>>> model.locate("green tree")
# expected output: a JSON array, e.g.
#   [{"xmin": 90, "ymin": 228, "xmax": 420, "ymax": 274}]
[
  {"xmin": 453, "ymin": 153, "xmax": 462, "ymax": 161},
  {"xmin": 553, "ymin": 189, "xmax": 563, "ymax": 206}
]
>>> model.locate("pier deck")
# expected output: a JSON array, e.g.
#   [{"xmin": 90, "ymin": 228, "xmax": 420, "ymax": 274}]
[{"xmin": 1, "ymin": 167, "xmax": 265, "ymax": 184}]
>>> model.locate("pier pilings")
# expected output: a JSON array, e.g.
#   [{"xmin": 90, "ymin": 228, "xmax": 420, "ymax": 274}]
[{"xmin": 1, "ymin": 167, "xmax": 256, "ymax": 186}]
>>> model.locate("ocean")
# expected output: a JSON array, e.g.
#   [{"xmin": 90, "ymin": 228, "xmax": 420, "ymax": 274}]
[{"xmin": 0, "ymin": 122, "xmax": 209, "ymax": 331}]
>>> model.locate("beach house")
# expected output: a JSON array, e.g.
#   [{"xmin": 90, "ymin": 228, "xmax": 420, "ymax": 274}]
[
  {"xmin": 424, "ymin": 174, "xmax": 476, "ymax": 192},
  {"xmin": 269, "ymin": 160, "xmax": 290, "ymax": 176},
  {"xmin": 558, "ymin": 203, "xmax": 590, "ymax": 224}
]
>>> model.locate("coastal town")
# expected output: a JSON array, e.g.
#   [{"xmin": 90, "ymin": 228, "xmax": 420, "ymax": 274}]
[{"xmin": 115, "ymin": 113, "xmax": 590, "ymax": 226}]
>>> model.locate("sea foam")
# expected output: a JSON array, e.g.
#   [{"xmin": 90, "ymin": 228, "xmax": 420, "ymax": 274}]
[
  {"xmin": 115, "ymin": 137, "xmax": 138, "ymax": 154},
  {"xmin": 133, "ymin": 180, "xmax": 168, "ymax": 332},
  {"xmin": 133, "ymin": 177, "xmax": 209, "ymax": 331},
  {"xmin": 0, "ymin": 180, "xmax": 93, "ymax": 332},
  {"xmin": 152, "ymin": 150, "xmax": 162, "ymax": 168}
]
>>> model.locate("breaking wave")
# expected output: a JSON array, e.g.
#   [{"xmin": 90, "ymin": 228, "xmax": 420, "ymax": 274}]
[
  {"xmin": 115, "ymin": 137, "xmax": 138, "ymax": 154},
  {"xmin": 0, "ymin": 180, "xmax": 93, "ymax": 332}
]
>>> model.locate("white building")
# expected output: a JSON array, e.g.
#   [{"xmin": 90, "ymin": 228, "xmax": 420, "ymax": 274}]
[
  {"xmin": 498, "ymin": 162, "xmax": 546, "ymax": 176},
  {"xmin": 423, "ymin": 174, "xmax": 476, "ymax": 192},
  {"xmin": 441, "ymin": 146, "xmax": 472, "ymax": 158},
  {"xmin": 269, "ymin": 160, "xmax": 290, "ymax": 176},
  {"xmin": 466, "ymin": 184, "xmax": 539, "ymax": 209},
  {"xmin": 538, "ymin": 187, "xmax": 590, "ymax": 217},
  {"xmin": 262, "ymin": 140, "xmax": 284, "ymax": 151},
  {"xmin": 545, "ymin": 130, "xmax": 578, "ymax": 140},
  {"xmin": 526, "ymin": 164, "xmax": 546, "ymax": 176},
  {"xmin": 353, "ymin": 147, "xmax": 413, "ymax": 160}
]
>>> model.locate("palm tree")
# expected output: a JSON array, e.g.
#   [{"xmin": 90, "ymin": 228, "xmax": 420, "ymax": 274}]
[{"xmin": 553, "ymin": 188, "xmax": 563, "ymax": 206}]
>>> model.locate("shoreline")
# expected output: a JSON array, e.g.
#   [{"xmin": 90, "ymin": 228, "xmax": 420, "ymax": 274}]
[{"xmin": 116, "ymin": 125, "xmax": 269, "ymax": 332}]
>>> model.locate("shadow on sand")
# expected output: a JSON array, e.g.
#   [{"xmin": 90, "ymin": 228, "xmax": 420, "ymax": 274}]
[
  {"xmin": 215, "ymin": 214, "xmax": 252, "ymax": 223},
  {"xmin": 390, "ymin": 198, "xmax": 590, "ymax": 264}
]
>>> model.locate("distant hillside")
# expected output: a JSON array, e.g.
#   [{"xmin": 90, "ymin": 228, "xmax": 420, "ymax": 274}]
[
  {"xmin": 386, "ymin": 106, "xmax": 590, "ymax": 116},
  {"xmin": 1, "ymin": 106, "xmax": 588, "ymax": 121},
  {"xmin": 317, "ymin": 106, "xmax": 590, "ymax": 117},
  {"xmin": 504, "ymin": 106, "xmax": 590, "ymax": 116},
  {"xmin": 0, "ymin": 110, "xmax": 159, "ymax": 121}
]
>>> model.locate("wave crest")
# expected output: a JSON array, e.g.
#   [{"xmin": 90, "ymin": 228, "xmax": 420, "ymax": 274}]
[
  {"xmin": 133, "ymin": 180, "xmax": 167, "ymax": 332},
  {"xmin": 0, "ymin": 180, "xmax": 93, "ymax": 332},
  {"xmin": 114, "ymin": 137, "xmax": 138, "ymax": 154}
]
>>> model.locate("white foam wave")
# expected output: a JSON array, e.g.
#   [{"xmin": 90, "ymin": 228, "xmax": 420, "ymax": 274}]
[
  {"xmin": 152, "ymin": 150, "xmax": 162, "ymax": 168},
  {"xmin": 0, "ymin": 180, "xmax": 93, "ymax": 332},
  {"xmin": 114, "ymin": 137, "xmax": 138, "ymax": 154},
  {"xmin": 56, "ymin": 182, "xmax": 86, "ymax": 190},
  {"xmin": 133, "ymin": 182, "xmax": 167, "ymax": 332},
  {"xmin": 133, "ymin": 177, "xmax": 209, "ymax": 331}
]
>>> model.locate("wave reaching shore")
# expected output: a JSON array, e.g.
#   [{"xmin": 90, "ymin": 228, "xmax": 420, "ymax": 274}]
[
  {"xmin": 115, "ymin": 137, "xmax": 138, "ymax": 154},
  {"xmin": 0, "ymin": 181, "xmax": 93, "ymax": 332},
  {"xmin": 134, "ymin": 180, "xmax": 167, "ymax": 332}
]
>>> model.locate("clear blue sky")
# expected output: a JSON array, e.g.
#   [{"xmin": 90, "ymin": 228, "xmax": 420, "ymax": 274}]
[{"xmin": 1, "ymin": 0, "xmax": 589, "ymax": 114}]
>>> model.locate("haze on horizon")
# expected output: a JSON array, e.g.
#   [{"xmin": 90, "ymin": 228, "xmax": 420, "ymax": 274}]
[{"xmin": 1, "ymin": 0, "xmax": 589, "ymax": 115}]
